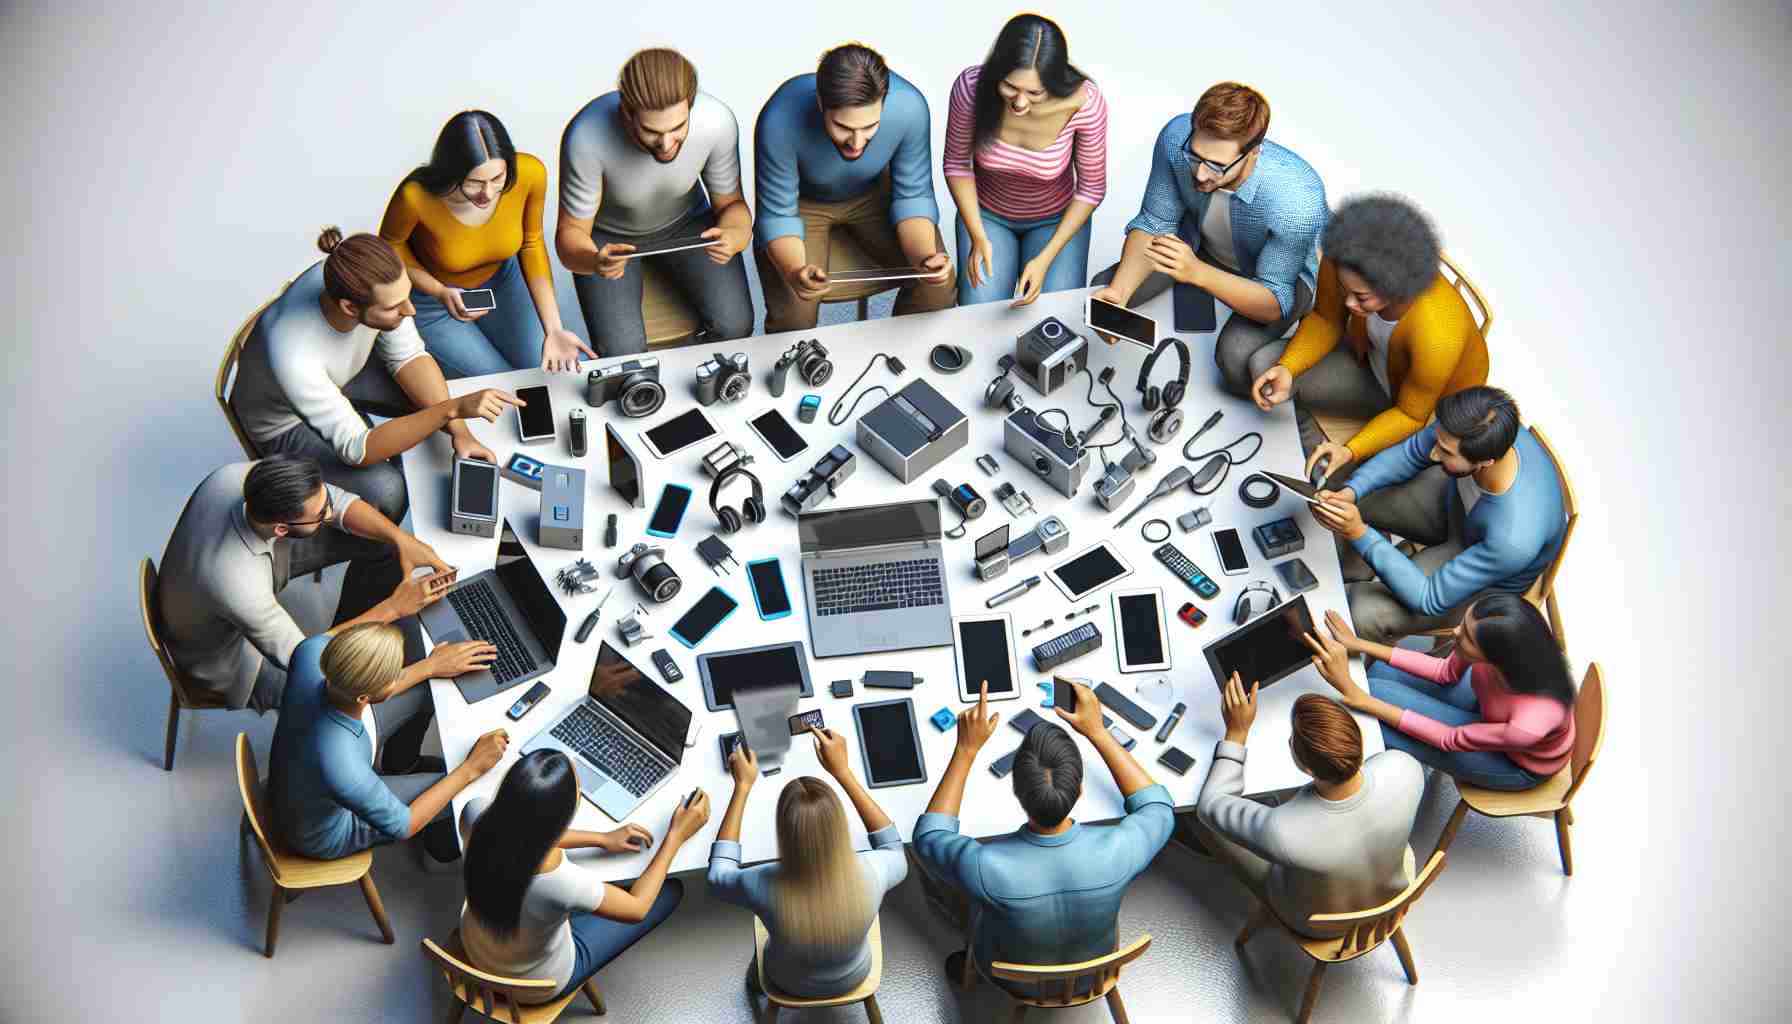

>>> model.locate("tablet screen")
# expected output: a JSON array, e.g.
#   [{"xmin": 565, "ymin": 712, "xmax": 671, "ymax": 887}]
[
  {"xmin": 857, "ymin": 701, "xmax": 924, "ymax": 786},
  {"xmin": 1048, "ymin": 544, "xmax": 1131, "ymax": 599},
  {"xmin": 455, "ymin": 461, "xmax": 496, "ymax": 517},
  {"xmin": 1203, "ymin": 594, "xmax": 1317, "ymax": 690},
  {"xmin": 956, "ymin": 617, "xmax": 1017, "ymax": 696},
  {"xmin": 644, "ymin": 408, "xmax": 717, "ymax": 457},
  {"xmin": 1116, "ymin": 591, "xmax": 1166, "ymax": 669},
  {"xmin": 698, "ymin": 642, "xmax": 813, "ymax": 710}
]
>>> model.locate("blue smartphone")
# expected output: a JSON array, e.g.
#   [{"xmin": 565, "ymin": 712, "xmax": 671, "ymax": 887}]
[
  {"xmin": 746, "ymin": 557, "xmax": 792, "ymax": 620},
  {"xmin": 669, "ymin": 586, "xmax": 738, "ymax": 649},
  {"xmin": 645, "ymin": 483, "xmax": 692, "ymax": 538}
]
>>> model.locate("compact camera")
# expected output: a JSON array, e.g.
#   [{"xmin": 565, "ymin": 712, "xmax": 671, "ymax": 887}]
[
  {"xmin": 695, "ymin": 351, "xmax": 751, "ymax": 406},
  {"xmin": 587, "ymin": 357, "xmax": 666, "ymax": 418},
  {"xmin": 781, "ymin": 445, "xmax": 857, "ymax": 515},
  {"xmin": 1014, "ymin": 317, "xmax": 1088, "ymax": 397},
  {"xmin": 616, "ymin": 542, "xmax": 683, "ymax": 603},
  {"xmin": 768, "ymin": 338, "xmax": 834, "ymax": 397}
]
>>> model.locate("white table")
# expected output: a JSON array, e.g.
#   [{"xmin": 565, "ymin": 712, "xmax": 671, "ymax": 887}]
[{"xmin": 404, "ymin": 288, "xmax": 1379, "ymax": 880}]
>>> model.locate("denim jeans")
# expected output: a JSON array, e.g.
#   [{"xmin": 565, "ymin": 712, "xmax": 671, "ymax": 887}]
[
  {"xmin": 572, "ymin": 207, "xmax": 753, "ymax": 356},
  {"xmin": 1368, "ymin": 661, "xmax": 1545, "ymax": 791},
  {"xmin": 953, "ymin": 208, "xmax": 1091, "ymax": 306},
  {"xmin": 554, "ymin": 879, "xmax": 685, "ymax": 999},
  {"xmin": 411, "ymin": 256, "xmax": 545, "ymax": 378}
]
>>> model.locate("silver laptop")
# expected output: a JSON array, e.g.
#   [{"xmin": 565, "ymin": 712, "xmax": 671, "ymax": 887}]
[
  {"xmin": 520, "ymin": 642, "xmax": 691, "ymax": 821},
  {"xmin": 799, "ymin": 498, "xmax": 954, "ymax": 657},
  {"xmin": 419, "ymin": 519, "xmax": 566, "ymax": 704}
]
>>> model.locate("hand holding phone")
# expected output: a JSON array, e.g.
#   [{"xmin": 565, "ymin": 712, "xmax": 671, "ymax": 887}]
[
  {"xmin": 424, "ymin": 568, "xmax": 459, "ymax": 594},
  {"xmin": 1051, "ymin": 676, "xmax": 1104, "ymax": 739},
  {"xmin": 788, "ymin": 708, "xmax": 826, "ymax": 736}
]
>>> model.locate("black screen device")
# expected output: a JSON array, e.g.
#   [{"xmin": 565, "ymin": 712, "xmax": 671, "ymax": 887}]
[
  {"xmin": 1157, "ymin": 746, "xmax": 1196, "ymax": 775},
  {"xmin": 788, "ymin": 708, "xmax": 826, "ymax": 735},
  {"xmin": 670, "ymin": 586, "xmax": 736, "ymax": 649},
  {"xmin": 830, "ymin": 678, "xmax": 854, "ymax": 699},
  {"xmin": 516, "ymin": 385, "xmax": 556, "ymax": 442},
  {"xmin": 748, "ymin": 408, "xmax": 809, "ymax": 462},
  {"xmin": 1095, "ymin": 681, "xmax": 1158, "ymax": 731},
  {"xmin": 991, "ymin": 745, "xmax": 1022, "ymax": 778},
  {"xmin": 864, "ymin": 670, "xmax": 916, "ymax": 690},
  {"xmin": 747, "ymin": 558, "xmax": 793, "ymax": 619},
  {"xmin": 650, "ymin": 648, "xmax": 683, "ymax": 683},
  {"xmin": 1173, "ymin": 281, "xmax": 1218, "ymax": 333},
  {"xmin": 605, "ymin": 423, "xmax": 644, "ymax": 508},
  {"xmin": 953, "ymin": 614, "xmax": 1018, "ymax": 701},
  {"xmin": 1113, "ymin": 588, "xmax": 1170, "ymax": 672},
  {"xmin": 1053, "ymin": 677, "xmax": 1077, "ymax": 711},
  {"xmin": 646, "ymin": 484, "xmax": 692, "ymax": 538},
  {"xmin": 719, "ymin": 730, "xmax": 747, "ymax": 763},
  {"xmin": 697, "ymin": 641, "xmax": 815, "ymax": 711},
  {"xmin": 1046, "ymin": 543, "xmax": 1133, "ymax": 600},
  {"xmin": 852, "ymin": 698, "xmax": 928, "ymax": 788},
  {"xmin": 1213, "ymin": 527, "xmax": 1250, "ymax": 576},
  {"xmin": 460, "ymin": 287, "xmax": 496, "ymax": 312},
  {"xmin": 506, "ymin": 681, "xmax": 551, "ymax": 721},
  {"xmin": 1203, "ymin": 593, "xmax": 1318, "ymax": 691},
  {"xmin": 1009, "ymin": 708, "xmax": 1047, "ymax": 735},
  {"xmin": 1273, "ymin": 557, "xmax": 1320, "ymax": 594},
  {"xmin": 643, "ymin": 407, "xmax": 718, "ymax": 458},
  {"xmin": 455, "ymin": 460, "xmax": 498, "ymax": 518},
  {"xmin": 1087, "ymin": 297, "xmax": 1157, "ymax": 350}
]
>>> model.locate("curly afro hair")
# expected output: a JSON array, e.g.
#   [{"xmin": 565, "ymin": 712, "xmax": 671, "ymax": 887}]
[{"xmin": 1321, "ymin": 194, "xmax": 1441, "ymax": 304}]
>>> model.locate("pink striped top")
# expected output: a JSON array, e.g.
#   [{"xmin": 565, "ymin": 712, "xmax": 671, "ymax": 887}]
[{"xmin": 943, "ymin": 65, "xmax": 1108, "ymax": 222}]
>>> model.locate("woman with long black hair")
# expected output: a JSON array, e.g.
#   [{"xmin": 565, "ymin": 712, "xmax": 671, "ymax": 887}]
[
  {"xmin": 379, "ymin": 110, "xmax": 594, "ymax": 377},
  {"xmin": 459, "ymin": 750, "xmax": 708, "ymax": 1002},
  {"xmin": 1304, "ymin": 595, "xmax": 1576, "ymax": 790}
]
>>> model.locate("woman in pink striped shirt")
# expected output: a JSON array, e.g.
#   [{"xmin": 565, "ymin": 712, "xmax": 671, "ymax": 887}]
[
  {"xmin": 943, "ymin": 14, "xmax": 1108, "ymax": 307},
  {"xmin": 1303, "ymin": 595, "xmax": 1577, "ymax": 791}
]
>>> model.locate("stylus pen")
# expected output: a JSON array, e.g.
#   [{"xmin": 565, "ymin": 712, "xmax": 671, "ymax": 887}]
[
  {"xmin": 986, "ymin": 575, "xmax": 1042, "ymax": 608},
  {"xmin": 1155, "ymin": 701, "xmax": 1187, "ymax": 743}
]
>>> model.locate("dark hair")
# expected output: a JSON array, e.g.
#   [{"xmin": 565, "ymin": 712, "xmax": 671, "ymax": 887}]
[
  {"xmin": 315, "ymin": 227, "xmax": 404, "ymax": 307},
  {"xmin": 1466, "ymin": 594, "xmax": 1577, "ymax": 707},
  {"xmin": 243, "ymin": 455, "xmax": 323, "ymax": 524},
  {"xmin": 463, "ymin": 751, "xmax": 580, "ymax": 937},
  {"xmin": 1436, "ymin": 386, "xmax": 1521, "ymax": 463},
  {"xmin": 406, "ymin": 111, "xmax": 518, "ymax": 199},
  {"xmin": 1322, "ymin": 194, "xmax": 1441, "ymax": 304},
  {"xmin": 1290, "ymin": 695, "xmax": 1363, "ymax": 784},
  {"xmin": 816, "ymin": 44, "xmax": 889, "ymax": 110},
  {"xmin": 1012, "ymin": 721, "xmax": 1082, "ymax": 828},
  {"xmin": 973, "ymin": 14, "xmax": 1087, "ymax": 152}
]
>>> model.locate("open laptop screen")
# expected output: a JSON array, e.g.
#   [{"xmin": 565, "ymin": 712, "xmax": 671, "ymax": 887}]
[
  {"xmin": 798, "ymin": 499, "xmax": 942, "ymax": 554},
  {"xmin": 588, "ymin": 641, "xmax": 690, "ymax": 760},
  {"xmin": 493, "ymin": 520, "xmax": 568, "ymax": 658}
]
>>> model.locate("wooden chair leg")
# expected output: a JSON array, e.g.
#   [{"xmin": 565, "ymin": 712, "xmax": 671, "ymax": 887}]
[
  {"xmin": 163, "ymin": 692, "xmax": 181, "ymax": 771},
  {"xmin": 1391, "ymin": 927, "xmax": 1418, "ymax": 984},
  {"xmin": 1434, "ymin": 800, "xmax": 1470, "ymax": 855},
  {"xmin": 581, "ymin": 978, "xmax": 606, "ymax": 1015},
  {"xmin": 1296, "ymin": 961, "xmax": 1328, "ymax": 1024},
  {"xmin": 1236, "ymin": 902, "xmax": 1273, "ymax": 947},
  {"xmin": 358, "ymin": 874, "xmax": 395, "ymax": 943},
  {"xmin": 443, "ymin": 1001, "xmax": 465, "ymax": 1024},
  {"xmin": 856, "ymin": 296, "xmax": 869, "ymax": 322},
  {"xmin": 1105, "ymin": 987, "xmax": 1132, "ymax": 1024},
  {"xmin": 1555, "ymin": 810, "xmax": 1575, "ymax": 876},
  {"xmin": 862, "ymin": 992, "xmax": 883, "ymax": 1024},
  {"xmin": 1562, "ymin": 805, "xmax": 1574, "ymax": 826},
  {"xmin": 264, "ymin": 885, "xmax": 284, "ymax": 958}
]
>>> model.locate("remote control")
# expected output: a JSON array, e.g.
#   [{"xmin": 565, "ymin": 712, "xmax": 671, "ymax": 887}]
[
  {"xmin": 1030, "ymin": 621, "xmax": 1103, "ymax": 670},
  {"xmin": 1153, "ymin": 542, "xmax": 1221, "ymax": 599},
  {"xmin": 1095, "ymin": 682, "xmax": 1157, "ymax": 731},
  {"xmin": 650, "ymin": 648, "xmax": 683, "ymax": 683}
]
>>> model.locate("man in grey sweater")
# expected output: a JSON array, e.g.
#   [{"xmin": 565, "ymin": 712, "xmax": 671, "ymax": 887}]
[{"xmin": 1194, "ymin": 673, "xmax": 1423, "ymax": 937}]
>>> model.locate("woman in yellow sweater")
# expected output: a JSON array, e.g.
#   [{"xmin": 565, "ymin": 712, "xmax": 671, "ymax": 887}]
[
  {"xmin": 380, "ymin": 111, "xmax": 594, "ymax": 377},
  {"xmin": 1250, "ymin": 194, "xmax": 1488, "ymax": 483}
]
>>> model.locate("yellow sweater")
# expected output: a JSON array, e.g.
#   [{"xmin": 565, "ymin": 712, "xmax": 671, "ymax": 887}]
[
  {"xmin": 1278, "ymin": 256, "xmax": 1489, "ymax": 460},
  {"xmin": 378, "ymin": 151, "xmax": 552, "ymax": 289}
]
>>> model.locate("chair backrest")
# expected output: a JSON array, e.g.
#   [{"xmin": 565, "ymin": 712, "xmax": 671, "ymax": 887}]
[
  {"xmin": 1560, "ymin": 663, "xmax": 1606, "ymax": 806},
  {"xmin": 1306, "ymin": 851, "xmax": 1446, "ymax": 959},
  {"xmin": 217, "ymin": 296, "xmax": 279, "ymax": 460},
  {"xmin": 1438, "ymin": 250, "xmax": 1492, "ymax": 340},
  {"xmin": 140, "ymin": 557, "xmax": 201, "ymax": 707},
  {"xmin": 422, "ymin": 936, "xmax": 561, "ymax": 1023},
  {"xmin": 989, "ymin": 934, "xmax": 1153, "ymax": 1007},
  {"xmin": 235, "ymin": 733, "xmax": 284, "ymax": 870},
  {"xmin": 1522, "ymin": 424, "xmax": 1579, "ymax": 613}
]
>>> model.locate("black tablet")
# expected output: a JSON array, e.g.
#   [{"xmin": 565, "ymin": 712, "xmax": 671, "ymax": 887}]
[
  {"xmin": 852, "ymin": 698, "xmax": 928, "ymax": 788},
  {"xmin": 1203, "ymin": 594, "xmax": 1317, "ymax": 690},
  {"xmin": 696, "ymin": 641, "xmax": 815, "ymax": 712}
]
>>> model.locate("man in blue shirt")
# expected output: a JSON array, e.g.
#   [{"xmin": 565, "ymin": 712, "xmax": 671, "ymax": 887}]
[
  {"xmin": 913, "ymin": 680, "xmax": 1173, "ymax": 994},
  {"xmin": 753, "ymin": 43, "xmax": 954, "ymax": 333},
  {"xmin": 268, "ymin": 623, "xmax": 509, "ymax": 861},
  {"xmin": 1091, "ymin": 82, "xmax": 1327, "ymax": 398},
  {"xmin": 1311, "ymin": 386, "xmax": 1568, "ymax": 643}
]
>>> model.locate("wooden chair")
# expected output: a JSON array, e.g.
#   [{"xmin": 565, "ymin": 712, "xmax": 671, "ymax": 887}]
[
  {"xmin": 217, "ymin": 290, "xmax": 286, "ymax": 460},
  {"xmin": 984, "ymin": 934, "xmax": 1153, "ymax": 1023},
  {"xmin": 642, "ymin": 261, "xmax": 702, "ymax": 349},
  {"xmin": 1435, "ymin": 662, "xmax": 1606, "ymax": 874},
  {"xmin": 235, "ymin": 733, "xmax": 395, "ymax": 957},
  {"xmin": 140, "ymin": 557, "xmax": 232, "ymax": 771},
  {"xmin": 423, "ymin": 934, "xmax": 608, "ymax": 1023},
  {"xmin": 818, "ymin": 229, "xmax": 899, "ymax": 323},
  {"xmin": 752, "ymin": 915, "xmax": 885, "ymax": 1023},
  {"xmin": 1236, "ymin": 850, "xmax": 1445, "ymax": 1023}
]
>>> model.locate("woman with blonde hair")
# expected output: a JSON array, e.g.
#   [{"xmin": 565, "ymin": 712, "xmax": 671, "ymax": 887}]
[{"xmin": 709, "ymin": 727, "xmax": 906, "ymax": 1001}]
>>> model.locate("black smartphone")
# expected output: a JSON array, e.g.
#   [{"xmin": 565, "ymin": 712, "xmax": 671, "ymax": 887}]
[
  {"xmin": 506, "ymin": 681, "xmax": 551, "ymax": 721},
  {"xmin": 1212, "ymin": 527, "xmax": 1250, "ymax": 576},
  {"xmin": 1157, "ymin": 746, "xmax": 1196, "ymax": 775},
  {"xmin": 788, "ymin": 708, "xmax": 826, "ymax": 735},
  {"xmin": 746, "ymin": 557, "xmax": 792, "ymax": 620},
  {"xmin": 669, "ymin": 586, "xmax": 738, "ymax": 649},
  {"xmin": 646, "ymin": 483, "xmax": 693, "ymax": 538},
  {"xmin": 1052, "ymin": 677, "xmax": 1078, "ymax": 712},
  {"xmin": 719, "ymin": 731, "xmax": 747, "ymax": 763},
  {"xmin": 515, "ymin": 384, "xmax": 556, "ymax": 445},
  {"xmin": 748, "ymin": 408, "xmax": 809, "ymax": 462},
  {"xmin": 461, "ymin": 287, "xmax": 497, "ymax": 312},
  {"xmin": 1173, "ymin": 280, "xmax": 1217, "ymax": 333}
]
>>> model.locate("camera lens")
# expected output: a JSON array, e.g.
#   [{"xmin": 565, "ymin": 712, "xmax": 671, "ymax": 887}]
[
  {"xmin": 720, "ymin": 372, "xmax": 748, "ymax": 403},
  {"xmin": 802, "ymin": 356, "xmax": 832, "ymax": 387},
  {"xmin": 640, "ymin": 559, "xmax": 681, "ymax": 603},
  {"xmin": 620, "ymin": 379, "xmax": 666, "ymax": 417}
]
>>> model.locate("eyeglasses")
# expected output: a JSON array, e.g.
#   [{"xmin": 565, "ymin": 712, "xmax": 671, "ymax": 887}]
[
  {"xmin": 1185, "ymin": 130, "xmax": 1265, "ymax": 177},
  {"xmin": 284, "ymin": 503, "xmax": 334, "ymax": 529}
]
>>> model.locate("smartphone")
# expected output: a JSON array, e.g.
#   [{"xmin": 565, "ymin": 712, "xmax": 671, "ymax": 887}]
[
  {"xmin": 748, "ymin": 408, "xmax": 809, "ymax": 462},
  {"xmin": 641, "ymin": 407, "xmax": 718, "ymax": 459},
  {"xmin": 1212, "ymin": 527, "xmax": 1250, "ymax": 576},
  {"xmin": 719, "ymin": 730, "xmax": 748, "ymax": 763},
  {"xmin": 1052, "ymin": 677, "xmax": 1078, "ymax": 712},
  {"xmin": 788, "ymin": 708, "xmax": 826, "ymax": 735},
  {"xmin": 506, "ymin": 681, "xmax": 551, "ymax": 721},
  {"xmin": 746, "ymin": 557, "xmax": 792, "ymax": 620},
  {"xmin": 1087, "ymin": 296, "xmax": 1157, "ymax": 350},
  {"xmin": 1157, "ymin": 746, "xmax": 1196, "ymax": 775},
  {"xmin": 515, "ymin": 385, "xmax": 556, "ymax": 446},
  {"xmin": 669, "ymin": 586, "xmax": 738, "ymax": 649},
  {"xmin": 461, "ymin": 288, "xmax": 496, "ymax": 312},
  {"xmin": 646, "ymin": 483, "xmax": 693, "ymax": 538}
]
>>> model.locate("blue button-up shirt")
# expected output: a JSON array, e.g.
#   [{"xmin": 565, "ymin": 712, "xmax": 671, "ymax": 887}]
[
  {"xmin": 1124, "ymin": 115, "xmax": 1327, "ymax": 319},
  {"xmin": 752, "ymin": 70, "xmax": 939, "ymax": 248}
]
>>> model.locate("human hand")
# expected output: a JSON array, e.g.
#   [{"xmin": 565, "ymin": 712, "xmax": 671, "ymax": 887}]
[
  {"xmin": 1300, "ymin": 628, "xmax": 1366, "ymax": 706},
  {"xmin": 596, "ymin": 824, "xmax": 654, "ymax": 854},
  {"xmin": 1310, "ymin": 492, "xmax": 1368, "ymax": 542},
  {"xmin": 395, "ymin": 535, "xmax": 451, "ymax": 581},
  {"xmin": 668, "ymin": 789, "xmax": 712, "ymax": 844},
  {"xmin": 541, "ymin": 327, "xmax": 596, "ymax": 374},
  {"xmin": 451, "ymin": 432, "xmax": 495, "ymax": 466},
  {"xmin": 700, "ymin": 225, "xmax": 750, "ymax": 263},
  {"xmin": 966, "ymin": 233, "xmax": 993, "ymax": 289},
  {"xmin": 465, "ymin": 728, "xmax": 511, "ymax": 776},
  {"xmin": 596, "ymin": 242, "xmax": 635, "ymax": 279},
  {"xmin": 1052, "ymin": 677, "xmax": 1105, "ymax": 739},
  {"xmin": 954, "ymin": 680, "xmax": 1002, "ymax": 757},
  {"xmin": 382, "ymin": 573, "xmax": 448, "ymax": 619},
  {"xmin": 424, "ymin": 640, "xmax": 497, "ymax": 679},
  {"xmin": 787, "ymin": 264, "xmax": 830, "ymax": 302},
  {"xmin": 1088, "ymin": 286, "xmax": 1128, "ymax": 345},
  {"xmin": 810, "ymin": 726, "xmax": 852, "ymax": 780},
  {"xmin": 1305, "ymin": 442, "xmax": 1354, "ymax": 482},
  {"xmin": 1011, "ymin": 254, "xmax": 1049, "ymax": 308},
  {"xmin": 451, "ymin": 388, "xmax": 522, "ymax": 424},
  {"xmin": 917, "ymin": 250, "xmax": 952, "ymax": 284},
  {"xmin": 1251, "ymin": 365, "xmax": 1294, "ymax": 410},
  {"xmin": 1316, "ymin": 486, "xmax": 1358, "ymax": 506},
  {"xmin": 1220, "ymin": 671, "xmax": 1259, "ymax": 744},
  {"xmin": 441, "ymin": 288, "xmax": 489, "ymax": 323},
  {"xmin": 728, "ymin": 743, "xmax": 759, "ymax": 788},
  {"xmin": 1323, "ymin": 609, "xmax": 1365, "ymax": 654},
  {"xmin": 1144, "ymin": 234, "xmax": 1204, "ymax": 286}
]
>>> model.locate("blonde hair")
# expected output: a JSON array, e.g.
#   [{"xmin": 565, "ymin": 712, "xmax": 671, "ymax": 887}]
[
  {"xmin": 618, "ymin": 48, "xmax": 698, "ymax": 114},
  {"xmin": 769, "ymin": 777, "xmax": 875, "ymax": 956},
  {"xmin": 320, "ymin": 623, "xmax": 405, "ymax": 703}
]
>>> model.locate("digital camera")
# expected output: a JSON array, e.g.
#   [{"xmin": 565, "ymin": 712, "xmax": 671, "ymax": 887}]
[
  {"xmin": 768, "ymin": 338, "xmax": 834, "ymax": 396},
  {"xmin": 587, "ymin": 356, "xmax": 666, "ymax": 418},
  {"xmin": 694, "ymin": 351, "xmax": 751, "ymax": 406}
]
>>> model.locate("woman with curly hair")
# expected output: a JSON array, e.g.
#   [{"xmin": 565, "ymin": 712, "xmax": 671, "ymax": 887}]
[{"xmin": 1251, "ymin": 193, "xmax": 1489, "ymax": 485}]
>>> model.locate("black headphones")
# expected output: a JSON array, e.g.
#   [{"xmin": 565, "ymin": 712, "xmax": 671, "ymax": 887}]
[
  {"xmin": 709, "ymin": 464, "xmax": 766, "ymax": 534},
  {"xmin": 1232, "ymin": 580, "xmax": 1283, "ymax": 624},
  {"xmin": 1136, "ymin": 337, "xmax": 1191, "ymax": 442},
  {"xmin": 984, "ymin": 354, "xmax": 1023, "ymax": 412}
]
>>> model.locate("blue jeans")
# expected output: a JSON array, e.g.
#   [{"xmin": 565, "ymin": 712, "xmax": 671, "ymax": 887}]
[
  {"xmin": 954, "ymin": 208, "xmax": 1091, "ymax": 306},
  {"xmin": 1368, "ymin": 662, "xmax": 1545, "ymax": 791},
  {"xmin": 573, "ymin": 206, "xmax": 754, "ymax": 356},
  {"xmin": 555, "ymin": 878, "xmax": 685, "ymax": 999},
  {"xmin": 411, "ymin": 256, "xmax": 545, "ymax": 378}
]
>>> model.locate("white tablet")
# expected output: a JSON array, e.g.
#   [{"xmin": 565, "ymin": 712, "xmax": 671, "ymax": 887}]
[
  {"xmin": 1111, "ymin": 587, "xmax": 1171, "ymax": 673},
  {"xmin": 1045, "ymin": 541, "xmax": 1134, "ymax": 601},
  {"xmin": 952, "ymin": 612, "xmax": 1021, "ymax": 703},
  {"xmin": 639, "ymin": 407, "xmax": 719, "ymax": 460},
  {"xmin": 1087, "ymin": 296, "xmax": 1157, "ymax": 351}
]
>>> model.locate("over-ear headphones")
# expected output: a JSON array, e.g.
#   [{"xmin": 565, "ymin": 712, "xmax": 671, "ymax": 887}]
[
  {"xmin": 709, "ymin": 464, "xmax": 766, "ymax": 535},
  {"xmin": 1137, "ymin": 337, "xmax": 1191, "ymax": 442},
  {"xmin": 1232, "ymin": 580, "xmax": 1283, "ymax": 624},
  {"xmin": 984, "ymin": 354, "xmax": 1023, "ymax": 412}
]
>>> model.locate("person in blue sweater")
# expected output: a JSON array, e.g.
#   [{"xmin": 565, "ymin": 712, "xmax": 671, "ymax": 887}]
[
  {"xmin": 913, "ymin": 681, "xmax": 1173, "ymax": 995},
  {"xmin": 1311, "ymin": 386, "xmax": 1567, "ymax": 643},
  {"xmin": 753, "ymin": 43, "xmax": 954, "ymax": 333}
]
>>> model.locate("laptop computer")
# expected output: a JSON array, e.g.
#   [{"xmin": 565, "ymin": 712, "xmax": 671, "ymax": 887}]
[
  {"xmin": 419, "ymin": 518, "xmax": 566, "ymax": 704},
  {"xmin": 520, "ymin": 641, "xmax": 691, "ymax": 821},
  {"xmin": 798, "ymin": 498, "xmax": 954, "ymax": 657}
]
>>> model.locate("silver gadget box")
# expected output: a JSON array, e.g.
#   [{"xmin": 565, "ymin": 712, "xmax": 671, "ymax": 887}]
[
  {"xmin": 539, "ymin": 465, "xmax": 586, "ymax": 550},
  {"xmin": 450, "ymin": 457, "xmax": 500, "ymax": 538},
  {"xmin": 1015, "ymin": 316, "xmax": 1088, "ymax": 396},
  {"xmin": 856, "ymin": 379, "xmax": 969, "ymax": 484},
  {"xmin": 1004, "ymin": 407, "xmax": 1091, "ymax": 497}
]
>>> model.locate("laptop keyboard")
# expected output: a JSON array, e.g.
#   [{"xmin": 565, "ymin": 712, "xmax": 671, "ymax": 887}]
[
  {"xmin": 813, "ymin": 558, "xmax": 945, "ymax": 616},
  {"xmin": 550, "ymin": 704, "xmax": 667, "ymax": 798},
  {"xmin": 446, "ymin": 582, "xmax": 538, "ymax": 684}
]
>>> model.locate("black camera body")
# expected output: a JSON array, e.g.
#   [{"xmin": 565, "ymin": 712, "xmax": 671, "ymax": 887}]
[
  {"xmin": 781, "ymin": 445, "xmax": 856, "ymax": 515},
  {"xmin": 1015, "ymin": 317, "xmax": 1088, "ymax": 396},
  {"xmin": 768, "ymin": 338, "xmax": 834, "ymax": 397},
  {"xmin": 587, "ymin": 357, "xmax": 666, "ymax": 418},
  {"xmin": 695, "ymin": 351, "xmax": 751, "ymax": 406}
]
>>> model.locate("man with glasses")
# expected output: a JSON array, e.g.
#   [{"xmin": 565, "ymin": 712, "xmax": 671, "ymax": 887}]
[
  {"xmin": 1090, "ymin": 82, "xmax": 1327, "ymax": 398},
  {"xmin": 157, "ymin": 455, "xmax": 455, "ymax": 720}
]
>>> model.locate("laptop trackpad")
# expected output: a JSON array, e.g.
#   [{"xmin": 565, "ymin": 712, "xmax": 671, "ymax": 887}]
[{"xmin": 437, "ymin": 628, "xmax": 468, "ymax": 644}]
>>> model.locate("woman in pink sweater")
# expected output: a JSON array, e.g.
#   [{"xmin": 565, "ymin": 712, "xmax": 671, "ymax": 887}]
[{"xmin": 1303, "ymin": 594, "xmax": 1576, "ymax": 791}]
